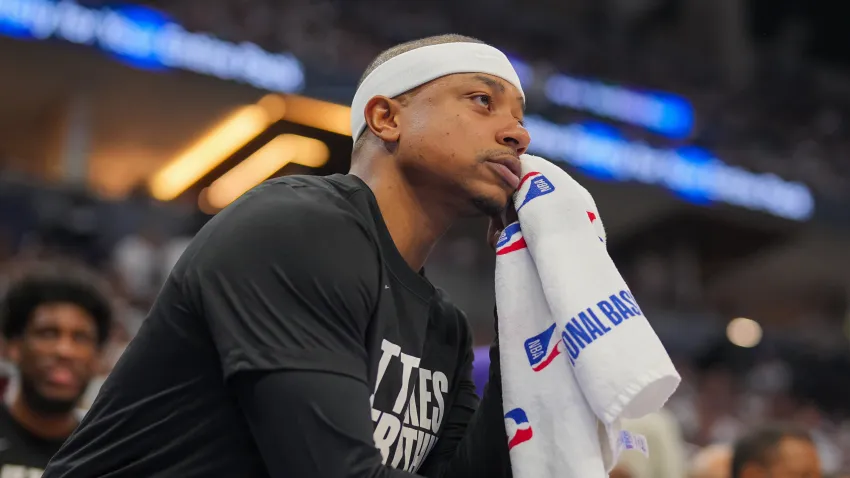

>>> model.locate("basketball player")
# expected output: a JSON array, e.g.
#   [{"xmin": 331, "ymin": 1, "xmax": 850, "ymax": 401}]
[
  {"xmin": 44, "ymin": 34, "xmax": 528, "ymax": 477},
  {"xmin": 0, "ymin": 270, "xmax": 110, "ymax": 476}
]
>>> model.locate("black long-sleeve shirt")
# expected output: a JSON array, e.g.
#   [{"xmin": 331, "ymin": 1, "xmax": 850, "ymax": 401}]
[{"xmin": 43, "ymin": 174, "xmax": 511, "ymax": 477}]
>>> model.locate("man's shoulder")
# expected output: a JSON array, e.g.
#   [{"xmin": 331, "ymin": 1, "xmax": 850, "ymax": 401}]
[
  {"xmin": 239, "ymin": 173, "xmax": 368, "ymax": 213},
  {"xmin": 265, "ymin": 173, "xmax": 365, "ymax": 197},
  {"xmin": 209, "ymin": 174, "xmax": 375, "ymax": 234},
  {"xmin": 181, "ymin": 174, "xmax": 381, "ymax": 272}
]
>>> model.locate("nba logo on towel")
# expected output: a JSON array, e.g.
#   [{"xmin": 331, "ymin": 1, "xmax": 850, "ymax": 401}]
[
  {"xmin": 524, "ymin": 323, "xmax": 562, "ymax": 372},
  {"xmin": 517, "ymin": 172, "xmax": 555, "ymax": 211},
  {"xmin": 504, "ymin": 408, "xmax": 533, "ymax": 449},
  {"xmin": 496, "ymin": 222, "xmax": 527, "ymax": 255}
]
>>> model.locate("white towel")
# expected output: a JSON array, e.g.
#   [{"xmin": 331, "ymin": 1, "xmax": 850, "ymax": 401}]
[{"xmin": 496, "ymin": 154, "xmax": 681, "ymax": 477}]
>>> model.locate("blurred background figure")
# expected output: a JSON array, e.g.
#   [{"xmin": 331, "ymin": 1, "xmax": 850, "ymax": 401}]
[
  {"xmin": 731, "ymin": 425, "xmax": 821, "ymax": 478},
  {"xmin": 612, "ymin": 409, "xmax": 688, "ymax": 478},
  {"xmin": 690, "ymin": 444, "xmax": 733, "ymax": 478},
  {"xmin": 0, "ymin": 268, "xmax": 111, "ymax": 475},
  {"xmin": 0, "ymin": 0, "xmax": 849, "ymax": 475}
]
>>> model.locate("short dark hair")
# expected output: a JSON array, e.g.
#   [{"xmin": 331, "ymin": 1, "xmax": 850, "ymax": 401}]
[
  {"xmin": 353, "ymin": 34, "xmax": 486, "ymax": 150},
  {"xmin": 731, "ymin": 424, "xmax": 814, "ymax": 477},
  {"xmin": 1, "ymin": 269, "xmax": 113, "ymax": 346}
]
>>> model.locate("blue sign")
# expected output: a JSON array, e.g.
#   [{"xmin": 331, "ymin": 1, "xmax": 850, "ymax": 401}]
[
  {"xmin": 544, "ymin": 73, "xmax": 694, "ymax": 138},
  {"xmin": 0, "ymin": 0, "xmax": 305, "ymax": 93},
  {"xmin": 525, "ymin": 115, "xmax": 815, "ymax": 221}
]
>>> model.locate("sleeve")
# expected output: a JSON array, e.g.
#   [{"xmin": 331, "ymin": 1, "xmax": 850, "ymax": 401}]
[
  {"xmin": 187, "ymin": 186, "xmax": 381, "ymax": 382},
  {"xmin": 417, "ymin": 307, "xmax": 512, "ymax": 478},
  {"xmin": 234, "ymin": 370, "xmax": 416, "ymax": 478},
  {"xmin": 233, "ymin": 347, "xmax": 510, "ymax": 478}
]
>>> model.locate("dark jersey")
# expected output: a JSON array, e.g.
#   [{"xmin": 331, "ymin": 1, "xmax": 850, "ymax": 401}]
[
  {"xmin": 0, "ymin": 405, "xmax": 66, "ymax": 477},
  {"xmin": 44, "ymin": 174, "xmax": 509, "ymax": 477}
]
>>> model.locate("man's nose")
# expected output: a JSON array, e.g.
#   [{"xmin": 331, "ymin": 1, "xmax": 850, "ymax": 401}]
[
  {"xmin": 497, "ymin": 122, "xmax": 530, "ymax": 156},
  {"xmin": 54, "ymin": 334, "xmax": 82, "ymax": 359}
]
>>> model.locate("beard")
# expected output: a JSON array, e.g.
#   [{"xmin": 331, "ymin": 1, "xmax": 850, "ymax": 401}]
[
  {"xmin": 20, "ymin": 374, "xmax": 82, "ymax": 416},
  {"xmin": 470, "ymin": 194, "xmax": 508, "ymax": 217}
]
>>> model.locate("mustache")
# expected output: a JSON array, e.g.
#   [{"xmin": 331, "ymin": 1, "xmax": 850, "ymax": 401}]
[{"xmin": 477, "ymin": 149, "xmax": 519, "ymax": 162}]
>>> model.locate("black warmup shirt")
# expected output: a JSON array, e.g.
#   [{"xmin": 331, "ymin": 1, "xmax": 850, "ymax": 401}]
[
  {"xmin": 44, "ymin": 174, "xmax": 509, "ymax": 477},
  {"xmin": 0, "ymin": 405, "xmax": 67, "ymax": 476}
]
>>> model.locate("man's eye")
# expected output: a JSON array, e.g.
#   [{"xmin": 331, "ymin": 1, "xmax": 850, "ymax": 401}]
[{"xmin": 472, "ymin": 95, "xmax": 492, "ymax": 108}]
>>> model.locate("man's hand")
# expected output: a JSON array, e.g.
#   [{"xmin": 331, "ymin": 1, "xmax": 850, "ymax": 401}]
[{"xmin": 487, "ymin": 202, "xmax": 518, "ymax": 251}]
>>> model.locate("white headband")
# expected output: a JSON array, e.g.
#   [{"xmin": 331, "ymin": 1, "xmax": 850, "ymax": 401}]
[{"xmin": 350, "ymin": 42, "xmax": 525, "ymax": 145}]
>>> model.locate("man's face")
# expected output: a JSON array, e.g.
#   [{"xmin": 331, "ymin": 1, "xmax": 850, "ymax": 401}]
[
  {"xmin": 742, "ymin": 437, "xmax": 821, "ymax": 478},
  {"xmin": 393, "ymin": 72, "xmax": 530, "ymax": 217},
  {"xmin": 766, "ymin": 437, "xmax": 821, "ymax": 478},
  {"xmin": 9, "ymin": 302, "xmax": 101, "ymax": 414}
]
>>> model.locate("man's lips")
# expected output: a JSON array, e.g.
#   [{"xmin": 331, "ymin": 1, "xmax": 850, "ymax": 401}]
[
  {"xmin": 486, "ymin": 154, "xmax": 522, "ymax": 189},
  {"xmin": 487, "ymin": 162, "xmax": 521, "ymax": 189},
  {"xmin": 46, "ymin": 367, "xmax": 76, "ymax": 387}
]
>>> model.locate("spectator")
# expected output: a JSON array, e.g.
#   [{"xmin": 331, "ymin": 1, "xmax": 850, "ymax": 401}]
[
  {"xmin": 0, "ymin": 270, "xmax": 111, "ymax": 476},
  {"xmin": 732, "ymin": 424, "xmax": 821, "ymax": 478}
]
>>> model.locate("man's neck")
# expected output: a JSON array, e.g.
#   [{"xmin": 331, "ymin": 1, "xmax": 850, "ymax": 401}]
[
  {"xmin": 350, "ymin": 161, "xmax": 454, "ymax": 272},
  {"xmin": 9, "ymin": 394, "xmax": 78, "ymax": 440}
]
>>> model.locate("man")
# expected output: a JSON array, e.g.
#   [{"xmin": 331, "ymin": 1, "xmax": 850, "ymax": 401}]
[
  {"xmin": 731, "ymin": 425, "xmax": 821, "ymax": 478},
  {"xmin": 44, "ymin": 34, "xmax": 529, "ymax": 477},
  {"xmin": 0, "ymin": 270, "xmax": 110, "ymax": 476}
]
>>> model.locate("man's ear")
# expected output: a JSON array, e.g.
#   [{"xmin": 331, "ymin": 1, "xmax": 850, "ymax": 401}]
[{"xmin": 363, "ymin": 96, "xmax": 403, "ymax": 143}]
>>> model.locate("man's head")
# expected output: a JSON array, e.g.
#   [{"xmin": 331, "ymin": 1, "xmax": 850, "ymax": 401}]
[
  {"xmin": 1, "ymin": 271, "xmax": 111, "ymax": 415},
  {"xmin": 732, "ymin": 425, "xmax": 821, "ymax": 478},
  {"xmin": 351, "ymin": 34, "xmax": 530, "ymax": 217}
]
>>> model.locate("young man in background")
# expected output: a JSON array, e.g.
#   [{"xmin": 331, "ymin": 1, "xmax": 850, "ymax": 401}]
[{"xmin": 0, "ymin": 270, "xmax": 110, "ymax": 476}]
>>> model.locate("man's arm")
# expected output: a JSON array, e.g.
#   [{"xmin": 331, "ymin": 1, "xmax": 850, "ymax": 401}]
[
  {"xmin": 233, "ymin": 335, "xmax": 510, "ymax": 478},
  {"xmin": 233, "ymin": 370, "xmax": 414, "ymax": 477}
]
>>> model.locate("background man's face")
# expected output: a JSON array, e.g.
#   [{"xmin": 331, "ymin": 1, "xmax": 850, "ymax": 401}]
[
  {"xmin": 765, "ymin": 437, "xmax": 821, "ymax": 478},
  {"xmin": 9, "ymin": 302, "xmax": 100, "ymax": 414},
  {"xmin": 742, "ymin": 437, "xmax": 821, "ymax": 478}
]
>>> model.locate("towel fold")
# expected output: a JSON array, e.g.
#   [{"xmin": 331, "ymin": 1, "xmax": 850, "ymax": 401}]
[{"xmin": 496, "ymin": 154, "xmax": 681, "ymax": 477}]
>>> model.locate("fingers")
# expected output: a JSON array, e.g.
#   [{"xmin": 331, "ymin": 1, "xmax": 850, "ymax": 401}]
[
  {"xmin": 488, "ymin": 198, "xmax": 519, "ymax": 251},
  {"xmin": 504, "ymin": 201, "xmax": 518, "ymax": 224},
  {"xmin": 487, "ymin": 218, "xmax": 501, "ymax": 250},
  {"xmin": 488, "ymin": 227, "xmax": 503, "ymax": 251}
]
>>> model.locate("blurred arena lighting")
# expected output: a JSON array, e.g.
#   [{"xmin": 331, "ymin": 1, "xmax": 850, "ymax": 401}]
[
  {"xmin": 0, "ymin": 0, "xmax": 304, "ymax": 93},
  {"xmin": 266, "ymin": 94, "xmax": 352, "ymax": 136},
  {"xmin": 726, "ymin": 317, "xmax": 763, "ymax": 348},
  {"xmin": 204, "ymin": 134, "xmax": 329, "ymax": 210},
  {"xmin": 524, "ymin": 115, "xmax": 815, "ymax": 221},
  {"xmin": 148, "ymin": 94, "xmax": 346, "ymax": 201},
  {"xmin": 149, "ymin": 105, "xmax": 273, "ymax": 201},
  {"xmin": 543, "ymin": 73, "xmax": 694, "ymax": 138}
]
